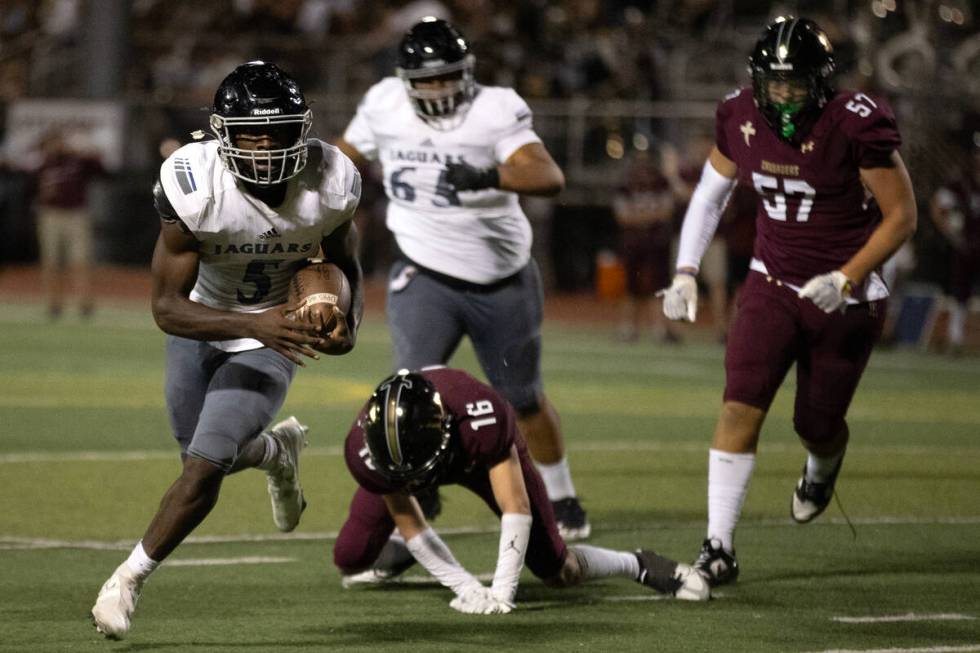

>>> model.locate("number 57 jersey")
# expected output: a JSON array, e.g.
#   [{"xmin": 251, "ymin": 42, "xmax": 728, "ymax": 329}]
[
  {"xmin": 343, "ymin": 78, "xmax": 542, "ymax": 284},
  {"xmin": 717, "ymin": 87, "xmax": 901, "ymax": 301}
]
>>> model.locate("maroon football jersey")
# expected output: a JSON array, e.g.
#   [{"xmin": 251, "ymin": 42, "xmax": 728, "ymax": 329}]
[
  {"xmin": 36, "ymin": 153, "xmax": 106, "ymax": 210},
  {"xmin": 345, "ymin": 367, "xmax": 521, "ymax": 495},
  {"xmin": 716, "ymin": 87, "xmax": 901, "ymax": 287}
]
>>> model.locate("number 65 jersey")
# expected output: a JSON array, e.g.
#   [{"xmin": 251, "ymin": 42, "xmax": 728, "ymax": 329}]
[
  {"xmin": 717, "ymin": 87, "xmax": 901, "ymax": 301},
  {"xmin": 157, "ymin": 139, "xmax": 361, "ymax": 351},
  {"xmin": 343, "ymin": 78, "xmax": 542, "ymax": 284}
]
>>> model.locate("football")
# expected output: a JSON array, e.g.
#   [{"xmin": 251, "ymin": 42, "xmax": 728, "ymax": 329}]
[{"xmin": 287, "ymin": 259, "xmax": 351, "ymax": 334}]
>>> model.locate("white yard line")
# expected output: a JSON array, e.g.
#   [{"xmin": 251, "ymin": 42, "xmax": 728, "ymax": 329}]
[
  {"xmin": 3, "ymin": 516, "xmax": 980, "ymax": 552},
  {"xmin": 166, "ymin": 556, "xmax": 295, "ymax": 567},
  {"xmin": 832, "ymin": 613, "xmax": 976, "ymax": 624},
  {"xmin": 4, "ymin": 440, "xmax": 980, "ymax": 464},
  {"xmin": 802, "ymin": 646, "xmax": 980, "ymax": 653}
]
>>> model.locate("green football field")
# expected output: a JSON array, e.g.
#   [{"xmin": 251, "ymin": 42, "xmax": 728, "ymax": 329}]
[{"xmin": 1, "ymin": 300, "xmax": 978, "ymax": 653}]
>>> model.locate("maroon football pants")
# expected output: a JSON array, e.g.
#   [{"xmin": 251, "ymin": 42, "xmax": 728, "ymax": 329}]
[
  {"xmin": 334, "ymin": 448, "xmax": 568, "ymax": 580},
  {"xmin": 723, "ymin": 271, "xmax": 885, "ymax": 444}
]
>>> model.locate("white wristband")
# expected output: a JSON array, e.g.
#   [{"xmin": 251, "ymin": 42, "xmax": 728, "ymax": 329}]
[
  {"xmin": 490, "ymin": 513, "xmax": 533, "ymax": 605},
  {"xmin": 675, "ymin": 160, "xmax": 737, "ymax": 272},
  {"xmin": 405, "ymin": 527, "xmax": 481, "ymax": 595}
]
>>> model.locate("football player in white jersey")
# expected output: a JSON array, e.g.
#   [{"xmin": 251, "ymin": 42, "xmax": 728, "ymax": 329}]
[
  {"xmin": 90, "ymin": 62, "xmax": 363, "ymax": 639},
  {"xmin": 335, "ymin": 18, "xmax": 589, "ymax": 579}
]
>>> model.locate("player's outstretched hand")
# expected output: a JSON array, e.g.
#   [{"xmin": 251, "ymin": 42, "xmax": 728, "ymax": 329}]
[
  {"xmin": 449, "ymin": 585, "xmax": 512, "ymax": 615},
  {"xmin": 252, "ymin": 302, "xmax": 324, "ymax": 366},
  {"xmin": 444, "ymin": 161, "xmax": 499, "ymax": 192},
  {"xmin": 798, "ymin": 270, "xmax": 852, "ymax": 313},
  {"xmin": 658, "ymin": 273, "xmax": 698, "ymax": 322},
  {"xmin": 315, "ymin": 306, "xmax": 356, "ymax": 356}
]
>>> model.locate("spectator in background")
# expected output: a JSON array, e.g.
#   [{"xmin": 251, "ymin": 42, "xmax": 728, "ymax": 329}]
[
  {"xmin": 612, "ymin": 151, "xmax": 679, "ymax": 343},
  {"xmin": 31, "ymin": 129, "xmax": 106, "ymax": 319},
  {"xmin": 931, "ymin": 142, "xmax": 980, "ymax": 355}
]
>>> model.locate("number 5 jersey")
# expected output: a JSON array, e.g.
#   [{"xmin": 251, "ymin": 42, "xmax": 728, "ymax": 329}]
[
  {"xmin": 343, "ymin": 78, "xmax": 542, "ymax": 285},
  {"xmin": 716, "ymin": 87, "xmax": 902, "ymax": 302},
  {"xmin": 157, "ymin": 139, "xmax": 361, "ymax": 351}
]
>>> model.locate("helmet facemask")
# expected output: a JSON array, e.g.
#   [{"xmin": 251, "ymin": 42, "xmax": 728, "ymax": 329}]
[
  {"xmin": 752, "ymin": 71, "xmax": 823, "ymax": 141},
  {"xmin": 209, "ymin": 110, "xmax": 312, "ymax": 185},
  {"xmin": 397, "ymin": 55, "xmax": 476, "ymax": 131}
]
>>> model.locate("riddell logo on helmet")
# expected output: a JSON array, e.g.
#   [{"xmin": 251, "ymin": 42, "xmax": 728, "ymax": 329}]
[{"xmin": 252, "ymin": 108, "xmax": 282, "ymax": 115}]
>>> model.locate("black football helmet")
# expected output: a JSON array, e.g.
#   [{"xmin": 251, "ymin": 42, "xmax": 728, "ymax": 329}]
[
  {"xmin": 361, "ymin": 371, "xmax": 454, "ymax": 491},
  {"xmin": 749, "ymin": 17, "xmax": 836, "ymax": 142},
  {"xmin": 396, "ymin": 17, "xmax": 476, "ymax": 130},
  {"xmin": 209, "ymin": 61, "xmax": 313, "ymax": 185}
]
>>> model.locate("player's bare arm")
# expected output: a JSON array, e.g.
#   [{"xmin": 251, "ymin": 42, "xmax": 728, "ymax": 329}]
[
  {"xmin": 150, "ymin": 219, "xmax": 323, "ymax": 366},
  {"xmin": 317, "ymin": 220, "xmax": 363, "ymax": 354},
  {"xmin": 487, "ymin": 445, "xmax": 532, "ymax": 516},
  {"xmin": 497, "ymin": 142, "xmax": 565, "ymax": 196},
  {"xmin": 382, "ymin": 492, "xmax": 428, "ymax": 541},
  {"xmin": 840, "ymin": 152, "xmax": 917, "ymax": 285}
]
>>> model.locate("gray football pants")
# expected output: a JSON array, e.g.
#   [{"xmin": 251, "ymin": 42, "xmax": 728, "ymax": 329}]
[
  {"xmin": 385, "ymin": 259, "xmax": 544, "ymax": 413},
  {"xmin": 164, "ymin": 335, "xmax": 296, "ymax": 472}
]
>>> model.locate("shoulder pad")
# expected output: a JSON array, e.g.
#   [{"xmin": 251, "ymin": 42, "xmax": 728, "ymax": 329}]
[{"xmin": 159, "ymin": 142, "xmax": 216, "ymax": 226}]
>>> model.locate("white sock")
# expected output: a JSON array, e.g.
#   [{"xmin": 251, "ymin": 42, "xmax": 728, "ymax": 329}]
[
  {"xmin": 536, "ymin": 457, "xmax": 577, "ymax": 501},
  {"xmin": 124, "ymin": 541, "xmax": 160, "ymax": 579},
  {"xmin": 256, "ymin": 432, "xmax": 278, "ymax": 471},
  {"xmin": 949, "ymin": 302, "xmax": 967, "ymax": 346},
  {"xmin": 571, "ymin": 544, "xmax": 640, "ymax": 581},
  {"xmin": 805, "ymin": 449, "xmax": 844, "ymax": 483},
  {"xmin": 706, "ymin": 448, "xmax": 755, "ymax": 552}
]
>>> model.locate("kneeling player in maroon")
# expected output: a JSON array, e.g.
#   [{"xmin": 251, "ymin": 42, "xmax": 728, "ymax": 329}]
[
  {"xmin": 659, "ymin": 17, "xmax": 916, "ymax": 586},
  {"xmin": 334, "ymin": 368, "xmax": 709, "ymax": 613}
]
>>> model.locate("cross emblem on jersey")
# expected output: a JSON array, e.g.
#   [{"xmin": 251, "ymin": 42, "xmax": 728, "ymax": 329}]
[
  {"xmin": 801, "ymin": 141, "xmax": 815, "ymax": 153},
  {"xmin": 740, "ymin": 121, "xmax": 756, "ymax": 146}
]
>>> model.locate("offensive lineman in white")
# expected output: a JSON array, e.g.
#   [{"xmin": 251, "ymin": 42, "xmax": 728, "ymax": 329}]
[
  {"xmin": 335, "ymin": 17, "xmax": 590, "ymax": 576},
  {"xmin": 90, "ymin": 62, "xmax": 363, "ymax": 639}
]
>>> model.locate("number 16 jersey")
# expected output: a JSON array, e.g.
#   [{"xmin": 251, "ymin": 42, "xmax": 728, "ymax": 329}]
[
  {"xmin": 343, "ymin": 78, "xmax": 542, "ymax": 284},
  {"xmin": 716, "ymin": 87, "xmax": 901, "ymax": 301}
]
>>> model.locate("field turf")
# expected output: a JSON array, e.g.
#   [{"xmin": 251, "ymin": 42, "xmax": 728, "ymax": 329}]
[{"xmin": 1, "ymin": 300, "xmax": 978, "ymax": 653}]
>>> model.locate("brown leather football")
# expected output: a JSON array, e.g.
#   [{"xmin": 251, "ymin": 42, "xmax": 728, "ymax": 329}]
[{"xmin": 287, "ymin": 259, "xmax": 351, "ymax": 333}]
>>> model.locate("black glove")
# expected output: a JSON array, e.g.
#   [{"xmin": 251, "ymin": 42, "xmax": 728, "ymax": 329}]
[{"xmin": 444, "ymin": 161, "xmax": 500, "ymax": 191}]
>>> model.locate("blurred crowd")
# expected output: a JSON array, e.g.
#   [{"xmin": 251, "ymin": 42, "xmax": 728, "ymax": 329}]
[{"xmin": 1, "ymin": 0, "xmax": 979, "ymax": 350}]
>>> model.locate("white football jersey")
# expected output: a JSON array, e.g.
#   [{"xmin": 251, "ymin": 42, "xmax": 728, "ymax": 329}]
[
  {"xmin": 159, "ymin": 138, "xmax": 361, "ymax": 352},
  {"xmin": 344, "ymin": 78, "xmax": 541, "ymax": 284}
]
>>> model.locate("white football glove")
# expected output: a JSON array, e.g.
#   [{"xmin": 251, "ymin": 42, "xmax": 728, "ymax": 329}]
[
  {"xmin": 449, "ymin": 585, "xmax": 512, "ymax": 615},
  {"xmin": 658, "ymin": 273, "xmax": 698, "ymax": 322},
  {"xmin": 797, "ymin": 270, "xmax": 852, "ymax": 313}
]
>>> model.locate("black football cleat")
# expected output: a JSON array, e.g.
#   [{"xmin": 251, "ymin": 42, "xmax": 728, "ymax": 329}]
[
  {"xmin": 552, "ymin": 497, "xmax": 591, "ymax": 540},
  {"xmin": 693, "ymin": 538, "xmax": 739, "ymax": 587},
  {"xmin": 635, "ymin": 549, "xmax": 710, "ymax": 601}
]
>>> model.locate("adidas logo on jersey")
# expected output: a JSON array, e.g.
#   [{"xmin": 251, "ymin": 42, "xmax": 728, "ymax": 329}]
[
  {"xmin": 258, "ymin": 227, "xmax": 281, "ymax": 240},
  {"xmin": 420, "ymin": 138, "xmax": 434, "ymax": 147}
]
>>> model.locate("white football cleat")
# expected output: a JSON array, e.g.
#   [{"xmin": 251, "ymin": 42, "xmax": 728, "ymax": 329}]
[
  {"xmin": 91, "ymin": 563, "xmax": 143, "ymax": 639},
  {"xmin": 266, "ymin": 416, "xmax": 309, "ymax": 532},
  {"xmin": 341, "ymin": 568, "xmax": 401, "ymax": 588},
  {"xmin": 672, "ymin": 562, "xmax": 711, "ymax": 601}
]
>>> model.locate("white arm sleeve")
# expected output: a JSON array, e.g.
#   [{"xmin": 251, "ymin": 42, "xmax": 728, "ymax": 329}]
[
  {"xmin": 675, "ymin": 161, "xmax": 737, "ymax": 272},
  {"xmin": 490, "ymin": 513, "xmax": 533, "ymax": 605},
  {"xmin": 405, "ymin": 527, "xmax": 483, "ymax": 595}
]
